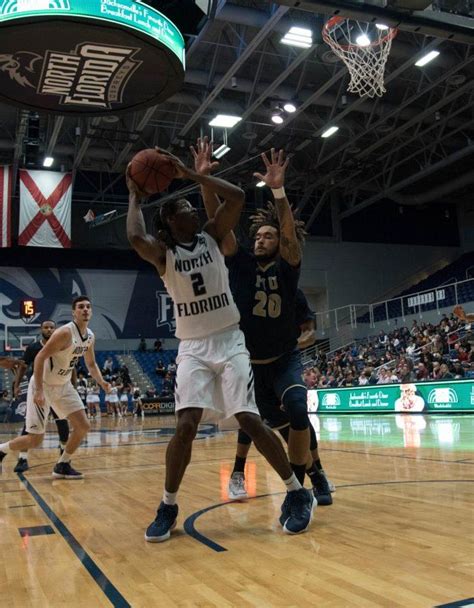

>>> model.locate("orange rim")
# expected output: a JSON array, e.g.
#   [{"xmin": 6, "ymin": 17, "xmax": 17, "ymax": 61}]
[{"xmin": 322, "ymin": 15, "xmax": 398, "ymax": 50}]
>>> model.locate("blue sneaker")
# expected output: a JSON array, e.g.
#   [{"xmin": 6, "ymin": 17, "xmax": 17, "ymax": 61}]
[
  {"xmin": 145, "ymin": 501, "xmax": 178, "ymax": 543},
  {"xmin": 283, "ymin": 488, "xmax": 317, "ymax": 535}
]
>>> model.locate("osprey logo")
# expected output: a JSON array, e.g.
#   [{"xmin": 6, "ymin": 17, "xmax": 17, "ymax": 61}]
[
  {"xmin": 322, "ymin": 393, "xmax": 341, "ymax": 407},
  {"xmin": 428, "ymin": 387, "xmax": 458, "ymax": 405},
  {"xmin": 0, "ymin": 42, "xmax": 142, "ymax": 109},
  {"xmin": 0, "ymin": 51, "xmax": 42, "ymax": 88}
]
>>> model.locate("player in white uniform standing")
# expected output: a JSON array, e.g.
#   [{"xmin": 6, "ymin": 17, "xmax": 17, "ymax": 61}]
[
  {"xmin": 0, "ymin": 296, "xmax": 111, "ymax": 479},
  {"xmin": 127, "ymin": 149, "xmax": 315, "ymax": 542}
]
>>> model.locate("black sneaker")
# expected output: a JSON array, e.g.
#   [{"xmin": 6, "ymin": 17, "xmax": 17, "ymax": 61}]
[
  {"xmin": 52, "ymin": 462, "xmax": 84, "ymax": 479},
  {"xmin": 145, "ymin": 501, "xmax": 178, "ymax": 543},
  {"xmin": 279, "ymin": 492, "xmax": 291, "ymax": 526},
  {"xmin": 0, "ymin": 451, "xmax": 6, "ymax": 472},
  {"xmin": 283, "ymin": 488, "xmax": 317, "ymax": 535},
  {"xmin": 14, "ymin": 458, "xmax": 29, "ymax": 473},
  {"xmin": 312, "ymin": 472, "xmax": 333, "ymax": 506}
]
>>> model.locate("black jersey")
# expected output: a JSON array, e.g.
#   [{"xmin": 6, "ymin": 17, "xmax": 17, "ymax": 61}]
[
  {"xmin": 227, "ymin": 247, "xmax": 300, "ymax": 360},
  {"xmin": 295, "ymin": 288, "xmax": 315, "ymax": 327},
  {"xmin": 22, "ymin": 341, "xmax": 43, "ymax": 370}
]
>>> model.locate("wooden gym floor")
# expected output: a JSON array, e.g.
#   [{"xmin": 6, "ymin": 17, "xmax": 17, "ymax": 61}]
[{"xmin": 1, "ymin": 413, "xmax": 473, "ymax": 608}]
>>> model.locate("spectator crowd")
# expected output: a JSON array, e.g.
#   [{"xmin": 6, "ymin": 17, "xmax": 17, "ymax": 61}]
[{"xmin": 304, "ymin": 314, "xmax": 474, "ymax": 389}]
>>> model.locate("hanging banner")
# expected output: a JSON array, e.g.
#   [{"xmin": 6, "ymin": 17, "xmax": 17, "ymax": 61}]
[
  {"xmin": 0, "ymin": 165, "xmax": 12, "ymax": 247},
  {"xmin": 19, "ymin": 169, "xmax": 72, "ymax": 248},
  {"xmin": 309, "ymin": 380, "xmax": 474, "ymax": 413}
]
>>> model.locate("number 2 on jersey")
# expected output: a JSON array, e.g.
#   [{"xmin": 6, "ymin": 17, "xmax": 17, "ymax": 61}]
[
  {"xmin": 253, "ymin": 291, "xmax": 281, "ymax": 318},
  {"xmin": 191, "ymin": 273, "xmax": 207, "ymax": 297}
]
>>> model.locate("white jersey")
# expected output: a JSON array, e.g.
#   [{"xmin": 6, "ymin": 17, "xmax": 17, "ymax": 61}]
[
  {"xmin": 43, "ymin": 322, "xmax": 94, "ymax": 386},
  {"xmin": 162, "ymin": 231, "xmax": 240, "ymax": 340}
]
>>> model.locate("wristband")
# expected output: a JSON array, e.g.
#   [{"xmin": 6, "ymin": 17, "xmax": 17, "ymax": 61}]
[{"xmin": 271, "ymin": 187, "xmax": 286, "ymax": 199}]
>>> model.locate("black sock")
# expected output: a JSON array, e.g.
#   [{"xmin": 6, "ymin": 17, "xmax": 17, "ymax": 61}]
[
  {"xmin": 306, "ymin": 463, "xmax": 322, "ymax": 486},
  {"xmin": 290, "ymin": 463, "xmax": 306, "ymax": 485},
  {"xmin": 232, "ymin": 455, "xmax": 246, "ymax": 475},
  {"xmin": 314, "ymin": 458, "xmax": 323, "ymax": 472}
]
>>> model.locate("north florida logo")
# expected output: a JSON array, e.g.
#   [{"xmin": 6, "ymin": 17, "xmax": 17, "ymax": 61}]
[
  {"xmin": 0, "ymin": 42, "xmax": 142, "ymax": 109},
  {"xmin": 428, "ymin": 387, "xmax": 458, "ymax": 407}
]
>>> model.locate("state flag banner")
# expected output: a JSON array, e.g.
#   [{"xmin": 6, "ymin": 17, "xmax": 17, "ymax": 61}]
[
  {"xmin": 19, "ymin": 169, "xmax": 72, "ymax": 248},
  {"xmin": 0, "ymin": 166, "xmax": 12, "ymax": 248}
]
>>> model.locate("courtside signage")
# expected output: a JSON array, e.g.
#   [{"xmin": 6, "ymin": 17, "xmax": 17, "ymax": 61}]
[
  {"xmin": 0, "ymin": 0, "xmax": 185, "ymax": 114},
  {"xmin": 308, "ymin": 380, "xmax": 474, "ymax": 413}
]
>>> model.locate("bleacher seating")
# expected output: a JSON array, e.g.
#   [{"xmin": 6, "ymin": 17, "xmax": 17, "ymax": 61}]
[{"xmin": 133, "ymin": 350, "xmax": 178, "ymax": 392}]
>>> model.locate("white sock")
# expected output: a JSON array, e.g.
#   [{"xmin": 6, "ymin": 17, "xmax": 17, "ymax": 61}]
[
  {"xmin": 284, "ymin": 473, "xmax": 302, "ymax": 492},
  {"xmin": 163, "ymin": 489, "xmax": 178, "ymax": 505},
  {"xmin": 58, "ymin": 451, "xmax": 72, "ymax": 464},
  {"xmin": 60, "ymin": 442, "xmax": 67, "ymax": 450},
  {"xmin": 19, "ymin": 452, "xmax": 28, "ymax": 459},
  {"xmin": 0, "ymin": 442, "xmax": 11, "ymax": 454}
]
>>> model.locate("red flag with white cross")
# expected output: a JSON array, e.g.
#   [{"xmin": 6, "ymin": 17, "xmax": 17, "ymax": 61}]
[{"xmin": 18, "ymin": 169, "xmax": 72, "ymax": 248}]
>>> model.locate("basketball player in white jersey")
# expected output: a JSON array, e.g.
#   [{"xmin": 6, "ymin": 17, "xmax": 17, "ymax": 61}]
[
  {"xmin": 0, "ymin": 296, "xmax": 111, "ymax": 479},
  {"xmin": 127, "ymin": 152, "xmax": 316, "ymax": 542}
]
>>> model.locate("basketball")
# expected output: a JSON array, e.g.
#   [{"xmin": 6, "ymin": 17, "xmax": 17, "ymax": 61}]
[{"xmin": 128, "ymin": 149, "xmax": 177, "ymax": 194}]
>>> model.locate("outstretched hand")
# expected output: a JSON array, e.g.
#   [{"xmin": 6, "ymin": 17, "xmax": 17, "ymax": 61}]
[
  {"xmin": 190, "ymin": 136, "xmax": 220, "ymax": 175},
  {"xmin": 253, "ymin": 148, "xmax": 289, "ymax": 189}
]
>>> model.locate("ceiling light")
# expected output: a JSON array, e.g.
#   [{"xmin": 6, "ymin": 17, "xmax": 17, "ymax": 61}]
[
  {"xmin": 281, "ymin": 26, "xmax": 313, "ymax": 48},
  {"xmin": 415, "ymin": 50, "xmax": 440, "ymax": 67},
  {"xmin": 271, "ymin": 112, "xmax": 284, "ymax": 125},
  {"xmin": 375, "ymin": 23, "xmax": 389, "ymax": 31},
  {"xmin": 43, "ymin": 156, "xmax": 54, "ymax": 167},
  {"xmin": 209, "ymin": 114, "xmax": 242, "ymax": 128},
  {"xmin": 283, "ymin": 102, "xmax": 297, "ymax": 113},
  {"xmin": 213, "ymin": 144, "xmax": 230, "ymax": 159},
  {"xmin": 321, "ymin": 126, "xmax": 339, "ymax": 138},
  {"xmin": 256, "ymin": 181, "xmax": 266, "ymax": 188},
  {"xmin": 356, "ymin": 34, "xmax": 371, "ymax": 47}
]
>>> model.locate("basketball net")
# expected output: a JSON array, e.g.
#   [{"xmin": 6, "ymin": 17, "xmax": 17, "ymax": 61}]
[{"xmin": 323, "ymin": 17, "xmax": 398, "ymax": 98}]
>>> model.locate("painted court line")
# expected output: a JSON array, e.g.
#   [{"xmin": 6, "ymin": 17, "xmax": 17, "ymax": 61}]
[
  {"xmin": 18, "ymin": 473, "xmax": 131, "ymax": 608},
  {"xmin": 184, "ymin": 480, "xmax": 474, "ymax": 553}
]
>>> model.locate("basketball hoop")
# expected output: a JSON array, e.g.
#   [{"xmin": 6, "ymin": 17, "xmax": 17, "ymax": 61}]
[{"xmin": 322, "ymin": 17, "xmax": 398, "ymax": 98}]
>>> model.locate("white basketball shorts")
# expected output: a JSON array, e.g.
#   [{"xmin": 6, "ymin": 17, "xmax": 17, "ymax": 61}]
[
  {"xmin": 175, "ymin": 325, "xmax": 259, "ymax": 426},
  {"xmin": 26, "ymin": 377, "xmax": 85, "ymax": 434}
]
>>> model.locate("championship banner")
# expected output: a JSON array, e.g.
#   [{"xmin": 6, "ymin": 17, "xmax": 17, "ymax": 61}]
[
  {"xmin": 0, "ymin": 165, "xmax": 12, "ymax": 247},
  {"xmin": 19, "ymin": 169, "xmax": 72, "ymax": 248},
  {"xmin": 308, "ymin": 380, "xmax": 474, "ymax": 414}
]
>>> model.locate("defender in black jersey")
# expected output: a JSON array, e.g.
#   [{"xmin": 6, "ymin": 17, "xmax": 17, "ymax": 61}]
[
  {"xmin": 199, "ymin": 146, "xmax": 313, "ymax": 492},
  {"xmin": 11, "ymin": 321, "xmax": 70, "ymax": 473},
  {"xmin": 228, "ymin": 289, "xmax": 334, "ymax": 505}
]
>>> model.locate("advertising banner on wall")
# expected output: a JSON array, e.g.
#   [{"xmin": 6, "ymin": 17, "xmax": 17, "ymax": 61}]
[{"xmin": 308, "ymin": 380, "xmax": 474, "ymax": 414}]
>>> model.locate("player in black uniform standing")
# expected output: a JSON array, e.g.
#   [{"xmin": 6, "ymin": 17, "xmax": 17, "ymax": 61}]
[
  {"xmin": 195, "ymin": 141, "xmax": 315, "ymax": 518},
  {"xmin": 228, "ymin": 288, "xmax": 334, "ymax": 505},
  {"xmin": 11, "ymin": 320, "xmax": 69, "ymax": 473}
]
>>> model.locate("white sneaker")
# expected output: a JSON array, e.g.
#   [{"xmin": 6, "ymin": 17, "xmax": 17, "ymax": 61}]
[
  {"xmin": 321, "ymin": 470, "xmax": 336, "ymax": 493},
  {"xmin": 228, "ymin": 472, "xmax": 248, "ymax": 501}
]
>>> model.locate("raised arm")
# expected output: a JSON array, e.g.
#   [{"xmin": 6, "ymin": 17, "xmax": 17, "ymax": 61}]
[
  {"xmin": 126, "ymin": 167, "xmax": 167, "ymax": 275},
  {"xmin": 190, "ymin": 137, "xmax": 237, "ymax": 255},
  {"xmin": 254, "ymin": 149, "xmax": 300, "ymax": 267}
]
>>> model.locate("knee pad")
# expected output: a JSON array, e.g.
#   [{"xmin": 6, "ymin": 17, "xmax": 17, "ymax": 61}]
[
  {"xmin": 237, "ymin": 428, "xmax": 252, "ymax": 445},
  {"xmin": 309, "ymin": 423, "xmax": 318, "ymax": 450},
  {"xmin": 282, "ymin": 386, "xmax": 309, "ymax": 431}
]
